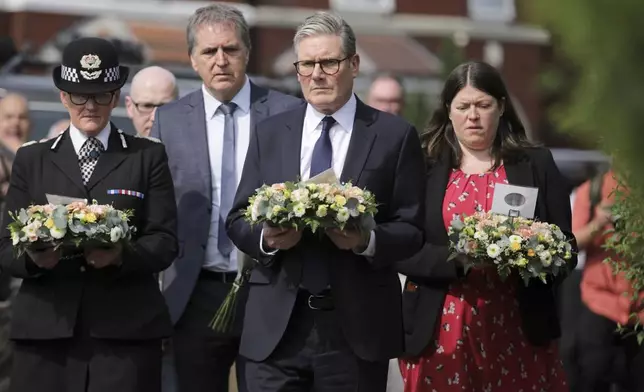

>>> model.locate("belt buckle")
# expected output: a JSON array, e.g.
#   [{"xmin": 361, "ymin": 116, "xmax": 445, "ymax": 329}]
[{"xmin": 307, "ymin": 294, "xmax": 324, "ymax": 310}]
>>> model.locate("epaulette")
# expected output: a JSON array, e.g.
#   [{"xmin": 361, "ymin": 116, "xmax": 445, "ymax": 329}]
[
  {"xmin": 20, "ymin": 140, "xmax": 38, "ymax": 148},
  {"xmin": 136, "ymin": 135, "xmax": 162, "ymax": 143}
]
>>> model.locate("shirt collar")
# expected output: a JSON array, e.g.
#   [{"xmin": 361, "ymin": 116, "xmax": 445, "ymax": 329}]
[
  {"xmin": 304, "ymin": 93, "xmax": 357, "ymax": 134},
  {"xmin": 69, "ymin": 122, "xmax": 111, "ymax": 155},
  {"xmin": 202, "ymin": 76, "xmax": 251, "ymax": 119}
]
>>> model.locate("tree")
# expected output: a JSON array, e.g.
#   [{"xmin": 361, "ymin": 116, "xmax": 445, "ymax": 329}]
[{"xmin": 531, "ymin": 0, "xmax": 644, "ymax": 343}]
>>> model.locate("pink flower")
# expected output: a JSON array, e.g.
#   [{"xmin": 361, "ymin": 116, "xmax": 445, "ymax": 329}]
[{"xmin": 271, "ymin": 183, "xmax": 286, "ymax": 191}]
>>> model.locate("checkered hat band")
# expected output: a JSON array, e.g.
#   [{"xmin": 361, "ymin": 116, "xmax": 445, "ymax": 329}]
[
  {"xmin": 61, "ymin": 65, "xmax": 119, "ymax": 83},
  {"xmin": 61, "ymin": 65, "xmax": 79, "ymax": 83}
]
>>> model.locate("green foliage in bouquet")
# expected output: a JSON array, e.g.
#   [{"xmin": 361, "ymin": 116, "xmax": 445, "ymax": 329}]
[{"xmin": 603, "ymin": 175, "xmax": 644, "ymax": 344}]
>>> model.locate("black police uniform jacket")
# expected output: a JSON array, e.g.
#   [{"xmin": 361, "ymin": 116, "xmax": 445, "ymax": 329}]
[{"xmin": 0, "ymin": 124, "xmax": 177, "ymax": 340}]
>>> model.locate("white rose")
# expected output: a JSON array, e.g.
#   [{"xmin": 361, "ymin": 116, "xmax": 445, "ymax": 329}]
[
  {"xmin": 110, "ymin": 226, "xmax": 123, "ymax": 243},
  {"xmin": 336, "ymin": 207, "xmax": 350, "ymax": 223},
  {"xmin": 486, "ymin": 244, "xmax": 501, "ymax": 258},
  {"xmin": 290, "ymin": 189, "xmax": 310, "ymax": 203},
  {"xmin": 50, "ymin": 226, "xmax": 66, "ymax": 239},
  {"xmin": 508, "ymin": 235, "xmax": 523, "ymax": 244},
  {"xmin": 538, "ymin": 251, "xmax": 552, "ymax": 267},
  {"xmin": 292, "ymin": 203, "xmax": 306, "ymax": 218},
  {"xmin": 474, "ymin": 231, "xmax": 489, "ymax": 241}
]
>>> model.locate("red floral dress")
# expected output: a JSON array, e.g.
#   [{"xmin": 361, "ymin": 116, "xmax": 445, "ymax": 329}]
[{"xmin": 399, "ymin": 166, "xmax": 568, "ymax": 392}]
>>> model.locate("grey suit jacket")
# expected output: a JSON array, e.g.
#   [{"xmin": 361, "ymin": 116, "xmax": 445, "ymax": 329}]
[{"xmin": 150, "ymin": 81, "xmax": 303, "ymax": 324}]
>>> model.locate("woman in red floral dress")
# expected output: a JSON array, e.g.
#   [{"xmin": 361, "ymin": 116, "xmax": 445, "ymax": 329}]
[{"xmin": 396, "ymin": 62, "xmax": 576, "ymax": 392}]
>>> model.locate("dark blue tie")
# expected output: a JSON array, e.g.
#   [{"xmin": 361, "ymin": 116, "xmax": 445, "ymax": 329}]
[
  {"xmin": 309, "ymin": 116, "xmax": 336, "ymax": 177},
  {"xmin": 218, "ymin": 102, "xmax": 237, "ymax": 257},
  {"xmin": 302, "ymin": 116, "xmax": 336, "ymax": 293}
]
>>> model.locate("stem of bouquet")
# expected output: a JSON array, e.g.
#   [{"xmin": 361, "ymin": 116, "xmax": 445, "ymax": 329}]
[{"xmin": 208, "ymin": 267, "xmax": 251, "ymax": 333}]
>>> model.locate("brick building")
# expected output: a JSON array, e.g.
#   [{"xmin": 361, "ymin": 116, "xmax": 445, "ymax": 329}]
[{"xmin": 0, "ymin": 0, "xmax": 559, "ymax": 142}]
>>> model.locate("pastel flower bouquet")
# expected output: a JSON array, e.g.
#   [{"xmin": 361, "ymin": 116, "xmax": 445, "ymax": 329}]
[
  {"xmin": 243, "ymin": 181, "xmax": 378, "ymax": 233},
  {"xmin": 8, "ymin": 200, "xmax": 135, "ymax": 258},
  {"xmin": 448, "ymin": 211, "xmax": 574, "ymax": 285},
  {"xmin": 209, "ymin": 178, "xmax": 379, "ymax": 333}
]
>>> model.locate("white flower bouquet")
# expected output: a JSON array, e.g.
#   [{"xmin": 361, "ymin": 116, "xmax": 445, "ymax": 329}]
[
  {"xmin": 243, "ymin": 181, "xmax": 378, "ymax": 233},
  {"xmin": 448, "ymin": 211, "xmax": 574, "ymax": 285},
  {"xmin": 7, "ymin": 200, "xmax": 136, "ymax": 257},
  {"xmin": 64, "ymin": 200, "xmax": 135, "ymax": 247}
]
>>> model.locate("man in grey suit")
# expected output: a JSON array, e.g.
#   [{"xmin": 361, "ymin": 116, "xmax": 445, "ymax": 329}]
[{"xmin": 150, "ymin": 4, "xmax": 302, "ymax": 392}]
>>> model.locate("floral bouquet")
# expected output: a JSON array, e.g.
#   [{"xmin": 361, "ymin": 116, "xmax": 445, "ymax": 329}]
[
  {"xmin": 448, "ymin": 211, "xmax": 574, "ymax": 285},
  {"xmin": 243, "ymin": 181, "xmax": 378, "ymax": 233},
  {"xmin": 8, "ymin": 204, "xmax": 69, "ymax": 257},
  {"xmin": 7, "ymin": 200, "xmax": 136, "ymax": 257},
  {"xmin": 64, "ymin": 200, "xmax": 135, "ymax": 248},
  {"xmin": 210, "ymin": 179, "xmax": 378, "ymax": 333}
]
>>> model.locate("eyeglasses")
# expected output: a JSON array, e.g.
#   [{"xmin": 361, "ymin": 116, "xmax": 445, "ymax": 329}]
[
  {"xmin": 68, "ymin": 92, "xmax": 114, "ymax": 106},
  {"xmin": 293, "ymin": 56, "xmax": 351, "ymax": 77},
  {"xmin": 132, "ymin": 100, "xmax": 165, "ymax": 114}
]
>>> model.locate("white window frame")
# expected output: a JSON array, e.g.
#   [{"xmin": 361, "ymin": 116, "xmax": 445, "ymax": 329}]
[
  {"xmin": 467, "ymin": 0, "xmax": 516, "ymax": 23},
  {"xmin": 330, "ymin": 0, "xmax": 395, "ymax": 14}
]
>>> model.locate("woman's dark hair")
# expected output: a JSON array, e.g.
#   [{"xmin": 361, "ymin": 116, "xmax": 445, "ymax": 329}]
[{"xmin": 422, "ymin": 61, "xmax": 533, "ymax": 168}]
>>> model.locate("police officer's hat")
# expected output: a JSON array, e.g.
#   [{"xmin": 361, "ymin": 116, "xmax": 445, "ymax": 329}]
[{"xmin": 53, "ymin": 37, "xmax": 129, "ymax": 95}]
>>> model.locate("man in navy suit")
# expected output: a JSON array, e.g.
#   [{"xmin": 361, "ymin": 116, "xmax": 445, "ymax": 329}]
[
  {"xmin": 227, "ymin": 12, "xmax": 426, "ymax": 392},
  {"xmin": 150, "ymin": 4, "xmax": 302, "ymax": 392}
]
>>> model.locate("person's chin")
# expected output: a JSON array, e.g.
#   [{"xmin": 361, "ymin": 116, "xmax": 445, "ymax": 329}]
[{"xmin": 80, "ymin": 117, "xmax": 107, "ymax": 134}]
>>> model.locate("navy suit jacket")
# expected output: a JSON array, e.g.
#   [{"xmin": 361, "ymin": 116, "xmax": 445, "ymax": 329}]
[
  {"xmin": 226, "ymin": 97, "xmax": 427, "ymax": 362},
  {"xmin": 151, "ymin": 82, "xmax": 302, "ymax": 324}
]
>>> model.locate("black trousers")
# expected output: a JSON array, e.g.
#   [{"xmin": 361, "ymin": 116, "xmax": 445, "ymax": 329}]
[
  {"xmin": 172, "ymin": 271, "xmax": 248, "ymax": 392},
  {"xmin": 244, "ymin": 291, "xmax": 388, "ymax": 392},
  {"xmin": 10, "ymin": 337, "xmax": 161, "ymax": 392}
]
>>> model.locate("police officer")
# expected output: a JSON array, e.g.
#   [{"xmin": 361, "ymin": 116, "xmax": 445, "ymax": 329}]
[{"xmin": 0, "ymin": 37, "xmax": 178, "ymax": 392}]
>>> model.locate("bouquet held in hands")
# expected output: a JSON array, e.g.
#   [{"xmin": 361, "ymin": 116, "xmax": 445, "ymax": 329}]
[
  {"xmin": 8, "ymin": 200, "xmax": 135, "ymax": 261},
  {"xmin": 448, "ymin": 211, "xmax": 573, "ymax": 285}
]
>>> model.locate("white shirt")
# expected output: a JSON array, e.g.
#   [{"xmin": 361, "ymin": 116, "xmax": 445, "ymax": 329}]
[
  {"xmin": 299, "ymin": 94, "xmax": 356, "ymax": 181},
  {"xmin": 260, "ymin": 94, "xmax": 376, "ymax": 257},
  {"xmin": 202, "ymin": 77, "xmax": 252, "ymax": 272},
  {"xmin": 69, "ymin": 123, "xmax": 111, "ymax": 155}
]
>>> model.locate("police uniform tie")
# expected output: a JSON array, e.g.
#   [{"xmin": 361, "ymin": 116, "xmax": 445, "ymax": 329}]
[
  {"xmin": 78, "ymin": 137, "xmax": 104, "ymax": 185},
  {"xmin": 218, "ymin": 102, "xmax": 238, "ymax": 257}
]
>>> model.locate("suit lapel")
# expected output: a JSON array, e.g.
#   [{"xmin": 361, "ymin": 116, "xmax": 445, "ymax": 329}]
[
  {"xmin": 85, "ymin": 123, "xmax": 127, "ymax": 190},
  {"xmin": 505, "ymin": 157, "xmax": 534, "ymax": 188},
  {"xmin": 426, "ymin": 154, "xmax": 451, "ymax": 241},
  {"xmin": 282, "ymin": 106, "xmax": 305, "ymax": 181},
  {"xmin": 340, "ymin": 99, "xmax": 377, "ymax": 184},
  {"xmin": 186, "ymin": 92, "xmax": 212, "ymax": 200},
  {"xmin": 48, "ymin": 130, "xmax": 86, "ymax": 194},
  {"xmin": 249, "ymin": 82, "xmax": 270, "ymax": 131},
  {"xmin": 504, "ymin": 155, "xmax": 543, "ymax": 219}
]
